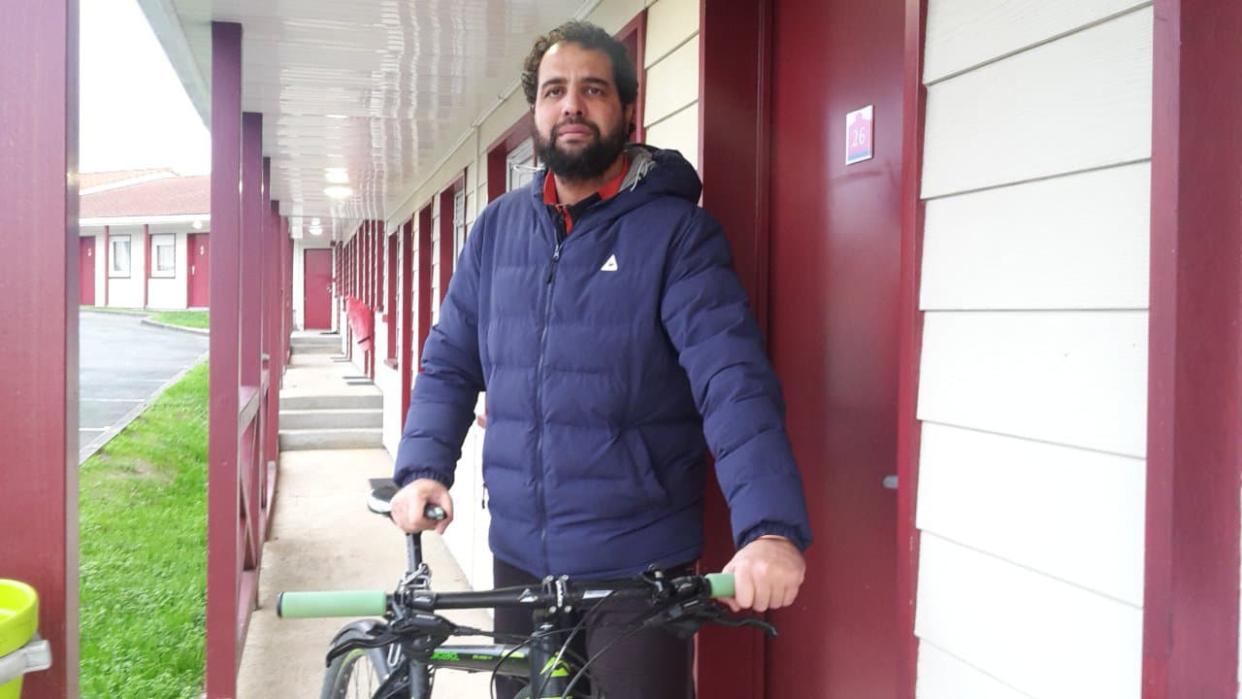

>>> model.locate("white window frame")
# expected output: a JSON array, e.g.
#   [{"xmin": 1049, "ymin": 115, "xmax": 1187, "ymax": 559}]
[
  {"xmin": 506, "ymin": 138, "xmax": 536, "ymax": 193},
  {"xmin": 151, "ymin": 233, "xmax": 176, "ymax": 278},
  {"xmin": 109, "ymin": 235, "xmax": 131, "ymax": 278}
]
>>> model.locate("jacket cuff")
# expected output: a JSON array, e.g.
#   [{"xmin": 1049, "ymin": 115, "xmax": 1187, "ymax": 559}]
[
  {"xmin": 738, "ymin": 521, "xmax": 811, "ymax": 552},
  {"xmin": 394, "ymin": 467, "xmax": 454, "ymax": 490}
]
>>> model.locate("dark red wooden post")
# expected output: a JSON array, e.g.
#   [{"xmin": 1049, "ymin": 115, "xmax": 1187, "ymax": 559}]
[
  {"xmin": 1143, "ymin": 1, "xmax": 1242, "ymax": 696},
  {"xmin": 0, "ymin": 1, "xmax": 79, "ymax": 696},
  {"xmin": 241, "ymin": 112, "xmax": 263, "ymax": 388},
  {"xmin": 206, "ymin": 20, "xmax": 243, "ymax": 699}
]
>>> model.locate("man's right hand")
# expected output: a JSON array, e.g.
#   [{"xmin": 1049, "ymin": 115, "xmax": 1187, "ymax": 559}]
[{"xmin": 391, "ymin": 479, "xmax": 454, "ymax": 535}]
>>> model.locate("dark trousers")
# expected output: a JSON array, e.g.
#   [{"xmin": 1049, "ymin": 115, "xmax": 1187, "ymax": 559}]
[{"xmin": 491, "ymin": 557, "xmax": 695, "ymax": 699}]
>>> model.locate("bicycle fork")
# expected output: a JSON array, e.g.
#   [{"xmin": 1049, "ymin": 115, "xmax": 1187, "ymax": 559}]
[{"xmin": 527, "ymin": 610, "xmax": 590, "ymax": 699}]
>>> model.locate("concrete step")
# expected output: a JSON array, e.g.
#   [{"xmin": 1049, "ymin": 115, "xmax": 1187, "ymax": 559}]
[
  {"xmin": 291, "ymin": 334, "xmax": 341, "ymax": 347},
  {"xmin": 280, "ymin": 394, "xmax": 382, "ymax": 411},
  {"xmin": 292, "ymin": 344, "xmax": 341, "ymax": 355},
  {"xmin": 279, "ymin": 428, "xmax": 383, "ymax": 451},
  {"xmin": 281, "ymin": 408, "xmax": 382, "ymax": 430}
]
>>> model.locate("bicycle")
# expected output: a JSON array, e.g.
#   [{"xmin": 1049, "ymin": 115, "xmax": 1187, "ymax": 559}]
[{"xmin": 277, "ymin": 478, "xmax": 777, "ymax": 699}]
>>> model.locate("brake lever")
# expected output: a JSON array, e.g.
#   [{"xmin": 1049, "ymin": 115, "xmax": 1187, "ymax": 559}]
[
  {"xmin": 326, "ymin": 630, "xmax": 400, "ymax": 666},
  {"xmin": 643, "ymin": 599, "xmax": 779, "ymax": 639}
]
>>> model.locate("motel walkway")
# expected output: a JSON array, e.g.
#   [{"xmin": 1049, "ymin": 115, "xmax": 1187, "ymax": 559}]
[{"xmin": 237, "ymin": 334, "xmax": 491, "ymax": 698}]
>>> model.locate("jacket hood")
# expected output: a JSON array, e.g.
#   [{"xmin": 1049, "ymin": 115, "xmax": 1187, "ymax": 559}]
[{"xmin": 530, "ymin": 144, "xmax": 702, "ymax": 223}]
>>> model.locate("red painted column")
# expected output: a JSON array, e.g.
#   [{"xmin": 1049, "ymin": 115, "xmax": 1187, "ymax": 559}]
[
  {"xmin": 206, "ymin": 21, "xmax": 243, "ymax": 699},
  {"xmin": 240, "ymin": 112, "xmax": 263, "ymax": 387},
  {"xmin": 1143, "ymin": 1, "xmax": 1242, "ymax": 696},
  {"xmin": 0, "ymin": 1, "xmax": 79, "ymax": 696}
]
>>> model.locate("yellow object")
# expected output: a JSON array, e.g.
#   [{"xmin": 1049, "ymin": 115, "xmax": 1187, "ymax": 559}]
[{"xmin": 0, "ymin": 580, "xmax": 38, "ymax": 699}]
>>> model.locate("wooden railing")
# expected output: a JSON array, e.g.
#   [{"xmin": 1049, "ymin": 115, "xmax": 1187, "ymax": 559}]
[{"xmin": 205, "ymin": 21, "xmax": 291, "ymax": 698}]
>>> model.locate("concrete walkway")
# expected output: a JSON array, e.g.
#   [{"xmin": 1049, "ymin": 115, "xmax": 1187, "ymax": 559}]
[{"xmin": 237, "ymin": 336, "xmax": 492, "ymax": 698}]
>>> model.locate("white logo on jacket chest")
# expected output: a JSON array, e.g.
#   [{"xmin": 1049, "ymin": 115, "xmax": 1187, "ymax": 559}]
[{"xmin": 600, "ymin": 254, "xmax": 619, "ymax": 272}]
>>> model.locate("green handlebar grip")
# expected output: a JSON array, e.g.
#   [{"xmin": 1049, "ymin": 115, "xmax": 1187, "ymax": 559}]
[
  {"xmin": 704, "ymin": 573, "xmax": 735, "ymax": 599},
  {"xmin": 277, "ymin": 590, "xmax": 388, "ymax": 619}
]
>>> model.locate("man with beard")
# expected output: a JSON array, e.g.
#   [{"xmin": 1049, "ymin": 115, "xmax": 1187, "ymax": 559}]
[{"xmin": 389, "ymin": 20, "xmax": 811, "ymax": 699}]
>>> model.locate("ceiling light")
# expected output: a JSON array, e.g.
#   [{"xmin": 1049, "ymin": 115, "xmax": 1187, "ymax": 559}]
[
  {"xmin": 326, "ymin": 114, "xmax": 348, "ymax": 120},
  {"xmin": 324, "ymin": 168, "xmax": 350, "ymax": 184},
  {"xmin": 310, "ymin": 217, "xmax": 321, "ymax": 226},
  {"xmin": 324, "ymin": 186, "xmax": 353, "ymax": 199},
  {"xmin": 192, "ymin": 219, "xmax": 203, "ymax": 230},
  {"xmin": 309, "ymin": 226, "xmax": 324, "ymax": 236}
]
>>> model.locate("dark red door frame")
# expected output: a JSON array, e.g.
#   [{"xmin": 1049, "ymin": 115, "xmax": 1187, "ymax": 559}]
[
  {"xmin": 437, "ymin": 174, "xmax": 465, "ymax": 306},
  {"xmin": 400, "ymin": 218, "xmax": 415, "ymax": 422},
  {"xmin": 696, "ymin": 1, "xmax": 772, "ymax": 696},
  {"xmin": 1142, "ymin": 1, "xmax": 1242, "ymax": 696},
  {"xmin": 616, "ymin": 10, "xmax": 648, "ymax": 142},
  {"xmin": 486, "ymin": 113, "xmax": 535, "ymax": 203},
  {"xmin": 896, "ymin": 1, "xmax": 928, "ymax": 696},
  {"xmin": 386, "ymin": 231, "xmax": 398, "ymax": 364},
  {"xmin": 0, "ymin": 0, "xmax": 80, "ymax": 695},
  {"xmin": 416, "ymin": 204, "xmax": 434, "ymax": 368}
]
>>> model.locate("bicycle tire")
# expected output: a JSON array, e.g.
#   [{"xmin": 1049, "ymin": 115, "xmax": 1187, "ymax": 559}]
[{"xmin": 320, "ymin": 622, "xmax": 394, "ymax": 699}]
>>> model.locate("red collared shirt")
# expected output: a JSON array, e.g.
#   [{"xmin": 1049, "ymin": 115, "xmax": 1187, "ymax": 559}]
[{"xmin": 542, "ymin": 154, "xmax": 630, "ymax": 235}]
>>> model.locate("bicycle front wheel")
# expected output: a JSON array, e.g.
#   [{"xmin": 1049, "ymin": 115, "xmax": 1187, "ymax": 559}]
[{"xmin": 321, "ymin": 622, "xmax": 393, "ymax": 699}]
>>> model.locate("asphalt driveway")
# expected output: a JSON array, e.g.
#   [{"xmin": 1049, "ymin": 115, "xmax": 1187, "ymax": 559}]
[{"xmin": 79, "ymin": 310, "xmax": 208, "ymax": 462}]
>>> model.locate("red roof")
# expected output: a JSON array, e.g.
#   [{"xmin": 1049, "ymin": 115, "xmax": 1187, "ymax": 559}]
[
  {"xmin": 79, "ymin": 174, "xmax": 210, "ymax": 218},
  {"xmin": 79, "ymin": 168, "xmax": 171, "ymax": 191}
]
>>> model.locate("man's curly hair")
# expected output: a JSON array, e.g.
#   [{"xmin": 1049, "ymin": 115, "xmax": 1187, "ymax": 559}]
[{"xmin": 520, "ymin": 21, "xmax": 638, "ymax": 110}]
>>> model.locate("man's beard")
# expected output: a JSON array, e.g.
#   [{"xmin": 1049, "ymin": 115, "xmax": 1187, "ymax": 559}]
[{"xmin": 535, "ymin": 117, "xmax": 627, "ymax": 182}]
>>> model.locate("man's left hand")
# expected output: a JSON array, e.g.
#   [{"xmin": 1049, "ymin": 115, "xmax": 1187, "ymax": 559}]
[{"xmin": 720, "ymin": 536, "xmax": 806, "ymax": 613}]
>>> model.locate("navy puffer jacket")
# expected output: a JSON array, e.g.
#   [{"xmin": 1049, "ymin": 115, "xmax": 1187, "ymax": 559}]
[{"xmin": 394, "ymin": 146, "xmax": 811, "ymax": 578}]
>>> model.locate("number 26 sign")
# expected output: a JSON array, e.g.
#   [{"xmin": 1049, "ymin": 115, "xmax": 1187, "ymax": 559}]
[{"xmin": 845, "ymin": 105, "xmax": 874, "ymax": 165}]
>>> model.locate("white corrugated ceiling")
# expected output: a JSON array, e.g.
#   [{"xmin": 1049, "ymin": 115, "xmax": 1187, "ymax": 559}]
[{"xmin": 139, "ymin": 0, "xmax": 588, "ymax": 242}]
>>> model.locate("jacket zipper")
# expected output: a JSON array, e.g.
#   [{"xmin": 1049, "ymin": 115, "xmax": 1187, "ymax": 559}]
[{"xmin": 532, "ymin": 217, "xmax": 565, "ymax": 573}]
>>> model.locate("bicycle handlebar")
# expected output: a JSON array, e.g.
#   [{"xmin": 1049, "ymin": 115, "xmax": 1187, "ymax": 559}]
[
  {"xmin": 277, "ymin": 573, "xmax": 736, "ymax": 620},
  {"xmin": 278, "ymin": 589, "xmax": 388, "ymax": 619}
]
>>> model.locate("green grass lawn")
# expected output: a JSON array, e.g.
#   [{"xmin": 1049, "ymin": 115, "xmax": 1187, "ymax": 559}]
[
  {"xmin": 149, "ymin": 310, "xmax": 209, "ymax": 330},
  {"xmin": 79, "ymin": 362, "xmax": 208, "ymax": 699}
]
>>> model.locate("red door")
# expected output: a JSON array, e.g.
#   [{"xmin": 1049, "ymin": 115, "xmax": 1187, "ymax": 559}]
[
  {"xmin": 303, "ymin": 248, "xmax": 332, "ymax": 330},
  {"xmin": 79, "ymin": 236, "xmax": 95, "ymax": 305},
  {"xmin": 765, "ymin": 0, "xmax": 905, "ymax": 695},
  {"xmin": 188, "ymin": 233, "xmax": 210, "ymax": 307}
]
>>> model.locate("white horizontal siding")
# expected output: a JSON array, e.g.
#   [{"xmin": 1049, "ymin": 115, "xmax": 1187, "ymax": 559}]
[
  {"xmin": 917, "ymin": 642, "xmax": 1033, "ymax": 699},
  {"xmin": 916, "ymin": 534, "xmax": 1143, "ymax": 699},
  {"xmin": 645, "ymin": 0, "xmax": 698, "ymax": 68},
  {"xmin": 924, "ymin": 0, "xmax": 1150, "ymax": 83},
  {"xmin": 643, "ymin": 35, "xmax": 699, "ymax": 127},
  {"xmin": 921, "ymin": 7, "xmax": 1153, "ymax": 199},
  {"xmin": 644, "ymin": 102, "xmax": 699, "ymax": 169},
  {"xmin": 920, "ymin": 162, "xmax": 1150, "ymax": 310},
  {"xmin": 917, "ymin": 422, "xmax": 1146, "ymax": 605},
  {"xmin": 917, "ymin": 310, "xmax": 1148, "ymax": 457}
]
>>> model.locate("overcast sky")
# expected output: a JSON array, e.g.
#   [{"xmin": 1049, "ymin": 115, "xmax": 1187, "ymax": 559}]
[{"xmin": 80, "ymin": 0, "xmax": 210, "ymax": 175}]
